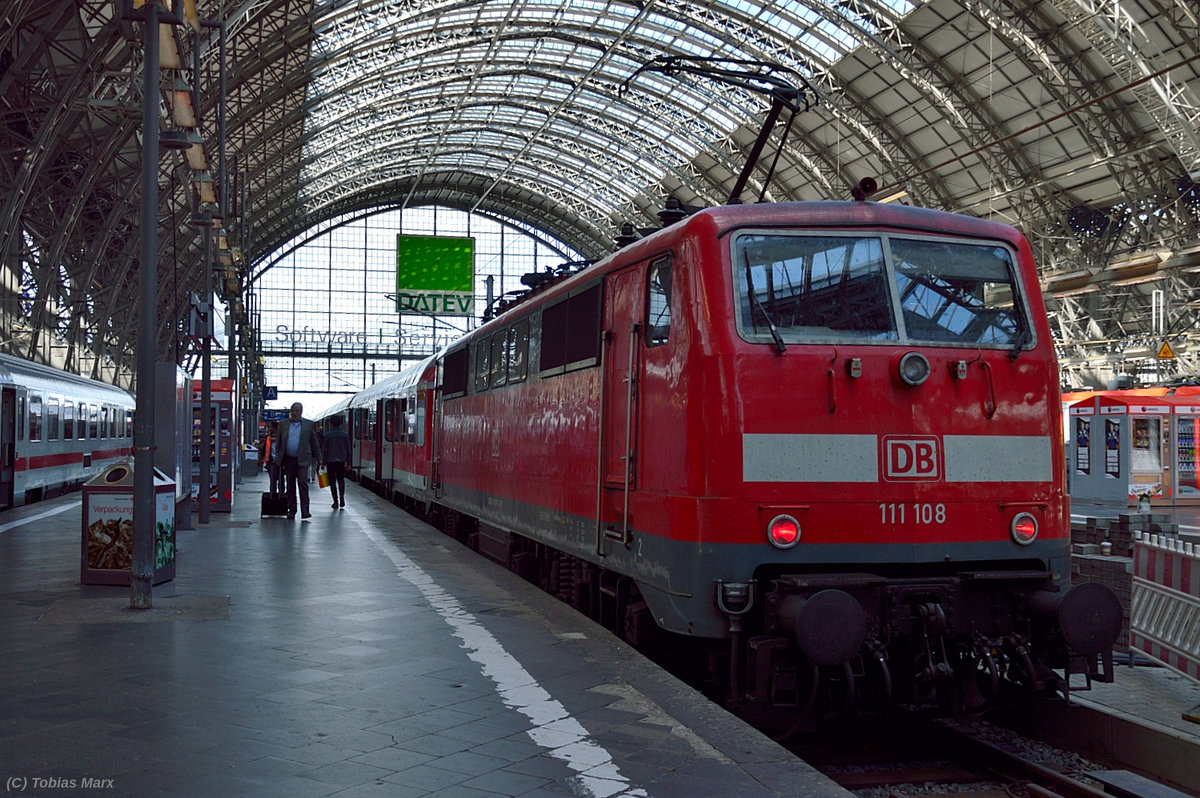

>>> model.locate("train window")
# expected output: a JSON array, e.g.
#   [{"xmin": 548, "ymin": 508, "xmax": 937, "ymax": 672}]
[
  {"xmin": 353, "ymin": 408, "xmax": 369, "ymax": 441},
  {"xmin": 367, "ymin": 408, "xmax": 377, "ymax": 441},
  {"xmin": 646, "ymin": 256, "xmax": 673, "ymax": 347},
  {"xmin": 125, "ymin": 410, "xmax": 133, "ymax": 438},
  {"xmin": 16, "ymin": 395, "xmax": 23, "ymax": 442},
  {"xmin": 507, "ymin": 319, "xmax": 528, "ymax": 383},
  {"xmin": 406, "ymin": 392, "xmax": 417, "ymax": 442},
  {"xmin": 415, "ymin": 391, "xmax": 426, "ymax": 447},
  {"xmin": 29, "ymin": 394, "xmax": 42, "ymax": 442},
  {"xmin": 384, "ymin": 399, "xmax": 400, "ymax": 443},
  {"xmin": 474, "ymin": 339, "xmax": 491, "ymax": 393},
  {"xmin": 540, "ymin": 282, "xmax": 601, "ymax": 375},
  {"xmin": 736, "ymin": 234, "xmax": 896, "ymax": 343},
  {"xmin": 47, "ymin": 398, "xmax": 60, "ymax": 441},
  {"xmin": 489, "ymin": 332, "xmax": 507, "ymax": 389},
  {"xmin": 442, "ymin": 346, "xmax": 468, "ymax": 399},
  {"xmin": 101, "ymin": 407, "xmax": 108, "ymax": 439},
  {"xmin": 63, "ymin": 402, "xmax": 75, "ymax": 440},
  {"xmin": 889, "ymin": 238, "xmax": 1026, "ymax": 347},
  {"xmin": 89, "ymin": 404, "xmax": 99, "ymax": 439}
]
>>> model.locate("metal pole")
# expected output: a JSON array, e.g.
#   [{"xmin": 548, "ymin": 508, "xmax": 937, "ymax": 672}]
[
  {"xmin": 200, "ymin": 224, "xmax": 212, "ymax": 525},
  {"xmin": 132, "ymin": 0, "xmax": 160, "ymax": 609},
  {"xmin": 194, "ymin": 27, "xmax": 212, "ymax": 525}
]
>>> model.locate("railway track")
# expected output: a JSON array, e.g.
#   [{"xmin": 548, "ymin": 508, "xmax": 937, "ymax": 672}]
[{"xmin": 791, "ymin": 711, "xmax": 1191, "ymax": 798}]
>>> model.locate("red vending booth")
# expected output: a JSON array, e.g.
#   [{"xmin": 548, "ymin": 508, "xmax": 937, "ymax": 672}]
[
  {"xmin": 192, "ymin": 378, "xmax": 235, "ymax": 513},
  {"xmin": 1068, "ymin": 394, "xmax": 1172, "ymax": 507}
]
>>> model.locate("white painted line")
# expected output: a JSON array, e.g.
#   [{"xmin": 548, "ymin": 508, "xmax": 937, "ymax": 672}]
[
  {"xmin": 0, "ymin": 500, "xmax": 78, "ymax": 535},
  {"xmin": 351, "ymin": 509, "xmax": 649, "ymax": 798}
]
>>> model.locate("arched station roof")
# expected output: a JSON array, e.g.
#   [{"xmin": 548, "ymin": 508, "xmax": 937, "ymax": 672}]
[{"xmin": 1, "ymin": 0, "xmax": 1198, "ymax": 388}]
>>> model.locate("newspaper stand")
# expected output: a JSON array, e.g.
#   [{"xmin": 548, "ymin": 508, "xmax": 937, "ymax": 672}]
[{"xmin": 81, "ymin": 459, "xmax": 176, "ymax": 586}]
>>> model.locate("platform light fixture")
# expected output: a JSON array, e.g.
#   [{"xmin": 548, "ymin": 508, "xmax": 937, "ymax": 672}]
[{"xmin": 171, "ymin": 79, "xmax": 197, "ymax": 128}]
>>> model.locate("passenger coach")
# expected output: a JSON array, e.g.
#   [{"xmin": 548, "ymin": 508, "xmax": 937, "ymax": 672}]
[{"xmin": 0, "ymin": 353, "xmax": 135, "ymax": 509}]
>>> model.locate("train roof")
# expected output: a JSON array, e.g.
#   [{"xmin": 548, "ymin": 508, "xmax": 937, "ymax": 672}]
[
  {"xmin": 342, "ymin": 355, "xmax": 436, "ymax": 410},
  {"xmin": 0, "ymin": 353, "xmax": 134, "ymax": 405}
]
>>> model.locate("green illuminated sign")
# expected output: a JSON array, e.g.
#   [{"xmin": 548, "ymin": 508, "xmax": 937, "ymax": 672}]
[{"xmin": 396, "ymin": 234, "xmax": 475, "ymax": 316}]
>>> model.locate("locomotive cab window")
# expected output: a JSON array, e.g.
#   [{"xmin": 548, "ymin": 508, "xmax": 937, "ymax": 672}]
[
  {"xmin": 646, "ymin": 256, "xmax": 673, "ymax": 347},
  {"xmin": 732, "ymin": 232, "xmax": 1029, "ymax": 349}
]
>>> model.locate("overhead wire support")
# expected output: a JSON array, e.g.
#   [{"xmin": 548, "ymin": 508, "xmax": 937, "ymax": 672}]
[{"xmin": 620, "ymin": 57, "xmax": 818, "ymax": 205}]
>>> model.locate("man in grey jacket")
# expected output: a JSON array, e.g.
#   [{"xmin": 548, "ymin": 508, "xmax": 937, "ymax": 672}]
[
  {"xmin": 322, "ymin": 415, "xmax": 352, "ymax": 509},
  {"xmin": 279, "ymin": 402, "xmax": 323, "ymax": 520}
]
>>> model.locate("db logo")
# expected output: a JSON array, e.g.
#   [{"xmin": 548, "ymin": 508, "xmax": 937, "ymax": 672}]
[{"xmin": 882, "ymin": 436, "xmax": 941, "ymax": 481}]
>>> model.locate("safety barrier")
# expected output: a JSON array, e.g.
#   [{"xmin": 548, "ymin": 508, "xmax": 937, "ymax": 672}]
[{"xmin": 1130, "ymin": 532, "xmax": 1200, "ymax": 682}]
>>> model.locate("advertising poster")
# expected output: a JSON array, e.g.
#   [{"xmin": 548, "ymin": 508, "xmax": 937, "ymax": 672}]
[
  {"xmin": 1105, "ymin": 419, "xmax": 1121, "ymax": 478},
  {"xmin": 1075, "ymin": 417, "xmax": 1090, "ymax": 475}
]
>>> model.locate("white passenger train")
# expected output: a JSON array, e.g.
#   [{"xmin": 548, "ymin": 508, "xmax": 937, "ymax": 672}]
[{"xmin": 0, "ymin": 353, "xmax": 135, "ymax": 509}]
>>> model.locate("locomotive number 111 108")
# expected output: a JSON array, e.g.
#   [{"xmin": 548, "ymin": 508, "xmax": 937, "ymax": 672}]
[{"xmin": 879, "ymin": 502, "xmax": 947, "ymax": 524}]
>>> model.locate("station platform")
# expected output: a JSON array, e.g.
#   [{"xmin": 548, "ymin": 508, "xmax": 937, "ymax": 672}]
[{"xmin": 0, "ymin": 473, "xmax": 853, "ymax": 798}]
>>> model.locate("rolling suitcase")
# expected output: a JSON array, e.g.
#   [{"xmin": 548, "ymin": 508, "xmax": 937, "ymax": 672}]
[{"xmin": 261, "ymin": 492, "xmax": 288, "ymax": 517}]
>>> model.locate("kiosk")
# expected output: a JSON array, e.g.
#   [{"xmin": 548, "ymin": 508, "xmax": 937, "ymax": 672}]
[
  {"xmin": 192, "ymin": 378, "xmax": 235, "ymax": 513},
  {"xmin": 1068, "ymin": 394, "xmax": 1172, "ymax": 506}
]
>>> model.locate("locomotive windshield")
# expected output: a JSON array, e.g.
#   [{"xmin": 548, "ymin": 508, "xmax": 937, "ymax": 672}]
[{"xmin": 734, "ymin": 232, "xmax": 1028, "ymax": 348}]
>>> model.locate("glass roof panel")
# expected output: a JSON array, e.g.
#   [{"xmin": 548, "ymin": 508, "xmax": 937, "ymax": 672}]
[{"xmin": 299, "ymin": 0, "xmax": 918, "ymax": 220}]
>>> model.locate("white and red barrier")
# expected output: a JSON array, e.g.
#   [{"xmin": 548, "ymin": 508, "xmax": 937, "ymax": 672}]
[{"xmin": 1130, "ymin": 533, "xmax": 1200, "ymax": 682}]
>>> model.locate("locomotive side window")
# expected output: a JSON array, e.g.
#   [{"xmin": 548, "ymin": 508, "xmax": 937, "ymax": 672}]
[
  {"xmin": 442, "ymin": 346, "xmax": 469, "ymax": 398},
  {"xmin": 541, "ymin": 282, "xmax": 602, "ymax": 375},
  {"xmin": 889, "ymin": 238, "xmax": 1025, "ymax": 346},
  {"xmin": 47, "ymin": 398, "xmax": 60, "ymax": 441},
  {"xmin": 732, "ymin": 232, "xmax": 1027, "ymax": 348},
  {"xmin": 489, "ymin": 332, "xmax": 507, "ymax": 389},
  {"xmin": 29, "ymin": 394, "xmax": 42, "ymax": 442},
  {"xmin": 507, "ymin": 319, "xmax": 528, "ymax": 383},
  {"xmin": 646, "ymin": 256, "xmax": 673, "ymax": 347},
  {"xmin": 474, "ymin": 338, "xmax": 491, "ymax": 393}
]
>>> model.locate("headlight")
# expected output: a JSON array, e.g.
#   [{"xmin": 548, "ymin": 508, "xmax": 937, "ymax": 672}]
[{"xmin": 896, "ymin": 352, "xmax": 930, "ymax": 386}]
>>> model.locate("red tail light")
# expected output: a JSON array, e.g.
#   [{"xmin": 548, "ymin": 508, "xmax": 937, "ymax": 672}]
[
  {"xmin": 768, "ymin": 515, "xmax": 801, "ymax": 549},
  {"xmin": 1011, "ymin": 512, "xmax": 1038, "ymax": 545}
]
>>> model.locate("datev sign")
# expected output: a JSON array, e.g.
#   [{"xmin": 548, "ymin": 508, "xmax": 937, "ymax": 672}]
[
  {"xmin": 882, "ymin": 435, "xmax": 941, "ymax": 480},
  {"xmin": 396, "ymin": 234, "xmax": 475, "ymax": 317}
]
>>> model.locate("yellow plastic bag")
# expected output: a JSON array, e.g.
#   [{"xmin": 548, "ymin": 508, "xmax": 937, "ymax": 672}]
[{"xmin": 317, "ymin": 467, "xmax": 330, "ymax": 489}]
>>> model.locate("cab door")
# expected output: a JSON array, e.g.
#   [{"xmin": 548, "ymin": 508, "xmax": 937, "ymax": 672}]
[{"xmin": 597, "ymin": 265, "xmax": 643, "ymax": 553}]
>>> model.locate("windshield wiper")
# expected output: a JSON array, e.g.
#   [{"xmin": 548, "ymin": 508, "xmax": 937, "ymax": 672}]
[
  {"xmin": 1008, "ymin": 324, "xmax": 1030, "ymax": 360},
  {"xmin": 744, "ymin": 253, "xmax": 787, "ymax": 355}
]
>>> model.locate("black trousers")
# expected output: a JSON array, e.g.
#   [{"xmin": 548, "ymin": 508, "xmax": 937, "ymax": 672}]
[
  {"xmin": 327, "ymin": 461, "xmax": 347, "ymax": 505},
  {"xmin": 282, "ymin": 455, "xmax": 310, "ymax": 517}
]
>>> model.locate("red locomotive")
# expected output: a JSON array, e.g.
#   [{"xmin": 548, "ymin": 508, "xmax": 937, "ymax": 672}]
[{"xmin": 326, "ymin": 198, "xmax": 1122, "ymax": 728}]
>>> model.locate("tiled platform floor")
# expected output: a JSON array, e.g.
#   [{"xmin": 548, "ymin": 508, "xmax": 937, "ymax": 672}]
[{"xmin": 0, "ymin": 473, "xmax": 852, "ymax": 798}]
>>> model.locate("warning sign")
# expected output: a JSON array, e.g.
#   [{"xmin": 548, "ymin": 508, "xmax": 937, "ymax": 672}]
[{"xmin": 1157, "ymin": 340, "xmax": 1176, "ymax": 359}]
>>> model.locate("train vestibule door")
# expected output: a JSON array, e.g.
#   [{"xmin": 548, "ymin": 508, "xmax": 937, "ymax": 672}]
[
  {"xmin": 597, "ymin": 265, "xmax": 643, "ymax": 554},
  {"xmin": 0, "ymin": 387, "xmax": 13, "ymax": 509}
]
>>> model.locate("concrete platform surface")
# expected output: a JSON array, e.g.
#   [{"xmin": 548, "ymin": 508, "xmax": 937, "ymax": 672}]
[{"xmin": 0, "ymin": 474, "xmax": 853, "ymax": 798}]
